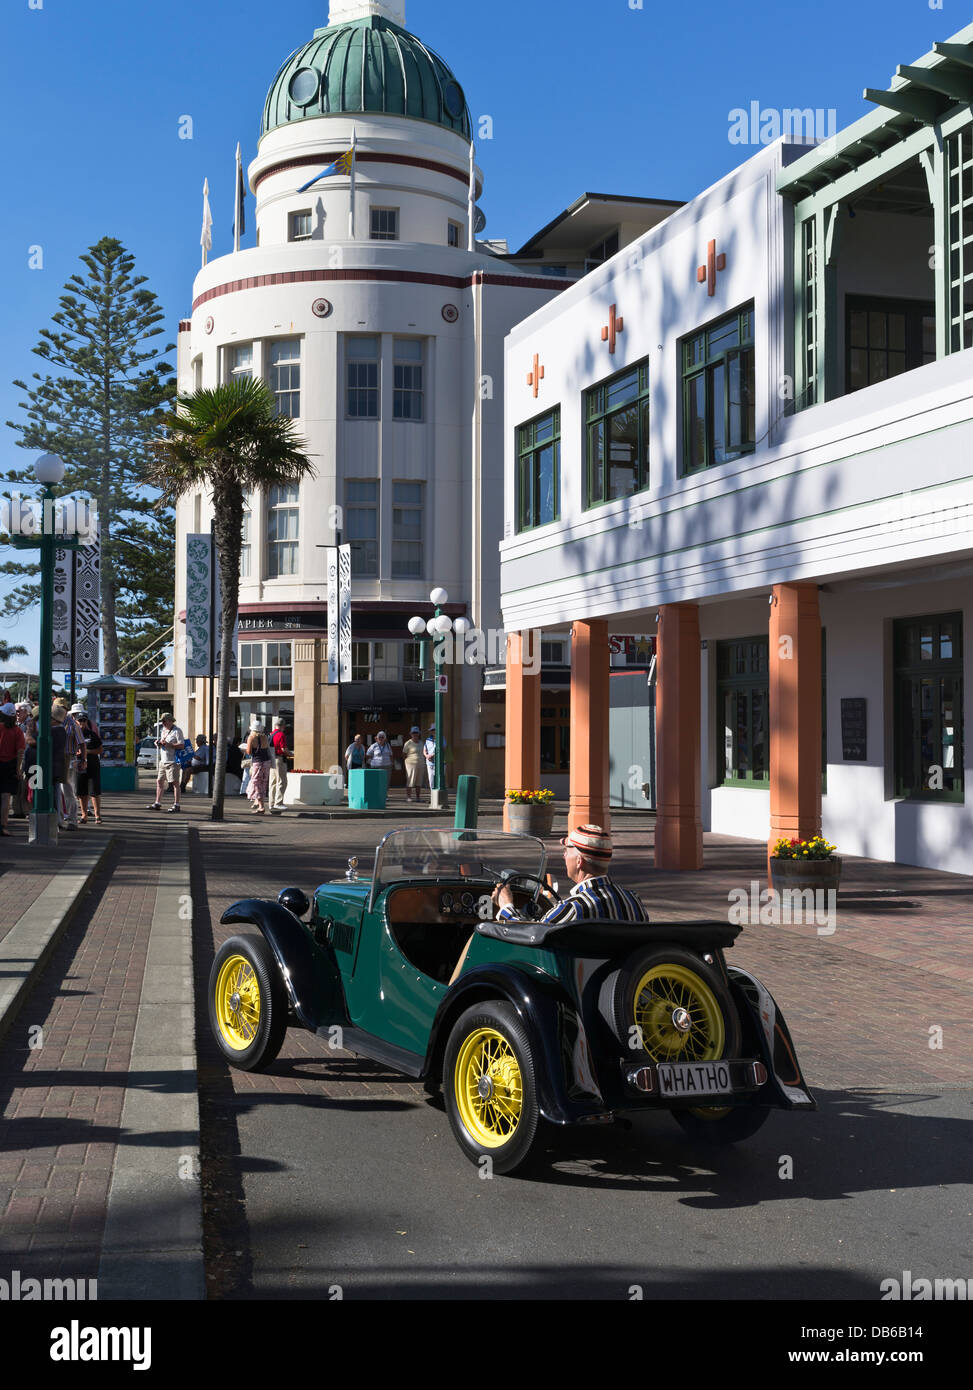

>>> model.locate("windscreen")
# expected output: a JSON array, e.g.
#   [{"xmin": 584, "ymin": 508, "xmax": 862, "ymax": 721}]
[{"xmin": 371, "ymin": 828, "xmax": 547, "ymax": 904}]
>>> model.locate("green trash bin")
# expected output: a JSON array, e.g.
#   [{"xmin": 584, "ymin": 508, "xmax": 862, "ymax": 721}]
[{"xmin": 348, "ymin": 768, "xmax": 388, "ymax": 810}]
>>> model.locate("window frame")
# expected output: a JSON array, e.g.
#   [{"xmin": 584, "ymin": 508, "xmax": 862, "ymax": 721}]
[
  {"xmin": 266, "ymin": 484, "xmax": 300, "ymax": 579},
  {"xmin": 289, "ymin": 209, "xmax": 313, "ymax": 242},
  {"xmin": 584, "ymin": 358, "xmax": 651, "ymax": 509},
  {"xmin": 447, "ymin": 220, "xmax": 462, "ymax": 248},
  {"xmin": 392, "ymin": 338, "xmax": 424, "ymax": 422},
  {"xmin": 370, "ymin": 207, "xmax": 399, "ymax": 241},
  {"xmin": 346, "ymin": 478, "xmax": 379, "ymax": 577},
  {"xmin": 268, "ymin": 338, "xmax": 301, "ymax": 418},
  {"xmin": 515, "ymin": 406, "xmax": 561, "ymax": 534},
  {"xmin": 391, "ymin": 480, "xmax": 424, "ymax": 579},
  {"xmin": 681, "ymin": 303, "xmax": 756, "ymax": 476},
  {"xmin": 893, "ymin": 611, "xmax": 964, "ymax": 803},
  {"xmin": 715, "ymin": 637, "xmax": 770, "ymax": 788},
  {"xmin": 845, "ymin": 295, "xmax": 935, "ymax": 395},
  {"xmin": 345, "ymin": 336, "xmax": 380, "ymax": 420}
]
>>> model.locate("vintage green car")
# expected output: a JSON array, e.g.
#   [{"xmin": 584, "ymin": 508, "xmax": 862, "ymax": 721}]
[{"xmin": 208, "ymin": 828, "xmax": 815, "ymax": 1174}]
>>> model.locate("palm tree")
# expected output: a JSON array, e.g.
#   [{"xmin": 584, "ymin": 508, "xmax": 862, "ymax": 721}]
[
  {"xmin": 0, "ymin": 641, "xmax": 28, "ymax": 665},
  {"xmin": 148, "ymin": 378, "xmax": 314, "ymax": 819}
]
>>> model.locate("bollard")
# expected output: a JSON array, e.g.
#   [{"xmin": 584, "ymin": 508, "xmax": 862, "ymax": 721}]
[{"xmin": 453, "ymin": 774, "xmax": 479, "ymax": 831}]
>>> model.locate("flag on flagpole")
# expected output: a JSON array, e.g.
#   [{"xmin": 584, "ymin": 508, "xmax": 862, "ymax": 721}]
[
  {"xmin": 297, "ymin": 145, "xmax": 354, "ymax": 195},
  {"xmin": 467, "ymin": 141, "xmax": 475, "ymax": 250},
  {"xmin": 233, "ymin": 142, "xmax": 246, "ymax": 252},
  {"xmin": 201, "ymin": 178, "xmax": 213, "ymax": 268},
  {"xmin": 349, "ymin": 127, "xmax": 357, "ymax": 238}
]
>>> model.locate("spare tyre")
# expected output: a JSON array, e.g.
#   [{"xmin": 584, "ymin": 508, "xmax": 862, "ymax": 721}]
[{"xmin": 600, "ymin": 946, "xmax": 741, "ymax": 1064}]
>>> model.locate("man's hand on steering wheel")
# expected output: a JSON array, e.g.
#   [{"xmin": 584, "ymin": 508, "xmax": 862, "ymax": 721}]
[{"xmin": 490, "ymin": 870, "xmax": 562, "ymax": 920}]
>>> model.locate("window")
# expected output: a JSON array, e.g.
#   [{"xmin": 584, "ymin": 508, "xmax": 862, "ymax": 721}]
[
  {"xmin": 370, "ymin": 208, "xmax": 399, "ymax": 241},
  {"xmin": 585, "ymin": 360, "xmax": 650, "ymax": 507},
  {"xmin": 716, "ymin": 638, "xmax": 769, "ymax": 786},
  {"xmin": 542, "ymin": 265, "xmax": 569, "ymax": 277},
  {"xmin": 894, "ymin": 613, "xmax": 963, "ymax": 801},
  {"xmin": 230, "ymin": 343, "xmax": 253, "ymax": 382},
  {"xmin": 234, "ymin": 642, "xmax": 292, "ymax": 694},
  {"xmin": 515, "ymin": 407, "xmax": 560, "ymax": 533},
  {"xmin": 846, "ymin": 297, "xmax": 935, "ymax": 394},
  {"xmin": 347, "ymin": 479, "xmax": 378, "ymax": 576},
  {"xmin": 802, "ymin": 217, "xmax": 817, "ymax": 408},
  {"xmin": 946, "ymin": 128, "xmax": 973, "ymax": 352},
  {"xmin": 346, "ymin": 336, "xmax": 380, "ymax": 418},
  {"xmin": 403, "ymin": 640, "xmax": 422, "ymax": 681},
  {"xmin": 289, "ymin": 210, "xmax": 312, "ymax": 242},
  {"xmin": 269, "ymin": 339, "xmax": 300, "ymax": 417},
  {"xmin": 682, "ymin": 304, "xmax": 755, "ymax": 474},
  {"xmin": 448, "ymin": 221, "xmax": 461, "ymax": 248},
  {"xmin": 541, "ymin": 640, "xmax": 566, "ymax": 665},
  {"xmin": 540, "ymin": 703, "xmax": 571, "ymax": 772},
  {"xmin": 192, "ymin": 357, "xmax": 203, "ymax": 390},
  {"xmin": 240, "ymin": 493, "xmax": 252, "ymax": 579},
  {"xmin": 267, "ymin": 485, "xmax": 299, "ymax": 578},
  {"xmin": 352, "ymin": 641, "xmax": 370, "ymax": 681},
  {"xmin": 585, "ymin": 231, "xmax": 619, "ymax": 271},
  {"xmin": 393, "ymin": 339, "xmax": 424, "ymax": 421},
  {"xmin": 392, "ymin": 481, "xmax": 424, "ymax": 578}
]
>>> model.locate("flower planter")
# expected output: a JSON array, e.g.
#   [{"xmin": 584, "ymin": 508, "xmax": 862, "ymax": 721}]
[
  {"xmin": 506, "ymin": 801, "xmax": 555, "ymax": 837},
  {"xmin": 283, "ymin": 772, "xmax": 344, "ymax": 808},
  {"xmin": 770, "ymin": 856, "xmax": 842, "ymax": 897}
]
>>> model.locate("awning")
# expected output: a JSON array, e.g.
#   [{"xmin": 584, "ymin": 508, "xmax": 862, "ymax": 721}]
[{"xmin": 339, "ymin": 680, "xmax": 433, "ymax": 712}]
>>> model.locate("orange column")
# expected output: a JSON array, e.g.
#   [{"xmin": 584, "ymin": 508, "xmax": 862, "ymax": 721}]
[
  {"xmin": 504, "ymin": 630, "xmax": 540, "ymax": 831},
  {"xmin": 568, "ymin": 620, "xmax": 611, "ymax": 834},
  {"xmin": 654, "ymin": 603, "xmax": 703, "ymax": 870},
  {"xmin": 768, "ymin": 583, "xmax": 822, "ymax": 875}
]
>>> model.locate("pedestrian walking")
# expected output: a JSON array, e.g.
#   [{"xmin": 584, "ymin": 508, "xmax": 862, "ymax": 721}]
[
  {"xmin": 403, "ymin": 726, "xmax": 424, "ymax": 802},
  {"xmin": 11, "ymin": 702, "xmax": 31, "ymax": 818},
  {"xmin": 246, "ymin": 719, "xmax": 271, "ymax": 814},
  {"xmin": 344, "ymin": 733, "xmax": 366, "ymax": 783},
  {"xmin": 59, "ymin": 701, "xmax": 86, "ymax": 828},
  {"xmin": 147, "ymin": 713, "xmax": 185, "ymax": 812},
  {"xmin": 76, "ymin": 711, "xmax": 103, "ymax": 824},
  {"xmin": 365, "ymin": 731, "xmax": 393, "ymax": 792},
  {"xmin": 0, "ymin": 703, "xmax": 25, "ymax": 837},
  {"xmin": 50, "ymin": 703, "xmax": 75, "ymax": 830},
  {"xmin": 423, "ymin": 724, "xmax": 443, "ymax": 793},
  {"xmin": 269, "ymin": 717, "xmax": 289, "ymax": 811}
]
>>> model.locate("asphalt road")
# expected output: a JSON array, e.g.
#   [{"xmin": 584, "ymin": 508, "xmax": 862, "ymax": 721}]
[{"xmin": 189, "ymin": 801, "xmax": 973, "ymax": 1303}]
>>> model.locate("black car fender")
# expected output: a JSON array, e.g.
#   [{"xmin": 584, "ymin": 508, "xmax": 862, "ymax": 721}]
[
  {"xmin": 425, "ymin": 963, "xmax": 609, "ymax": 1126},
  {"xmin": 727, "ymin": 965, "xmax": 816, "ymax": 1110},
  {"xmin": 220, "ymin": 898, "xmax": 345, "ymax": 1033}
]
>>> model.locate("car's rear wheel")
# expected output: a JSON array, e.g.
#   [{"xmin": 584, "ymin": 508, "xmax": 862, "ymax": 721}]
[
  {"xmin": 208, "ymin": 933, "xmax": 288, "ymax": 1072},
  {"xmin": 444, "ymin": 1002, "xmax": 542, "ymax": 1176},
  {"xmin": 671, "ymin": 1105, "xmax": 772, "ymax": 1145},
  {"xmin": 601, "ymin": 946, "xmax": 741, "ymax": 1064}
]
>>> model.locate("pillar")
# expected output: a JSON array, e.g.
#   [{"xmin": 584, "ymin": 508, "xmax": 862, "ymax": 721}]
[
  {"xmin": 768, "ymin": 582, "xmax": 822, "ymax": 876},
  {"xmin": 655, "ymin": 603, "xmax": 703, "ymax": 870},
  {"xmin": 292, "ymin": 638, "xmax": 321, "ymax": 772},
  {"xmin": 504, "ymin": 630, "xmax": 540, "ymax": 830},
  {"xmin": 568, "ymin": 620, "xmax": 610, "ymax": 834}
]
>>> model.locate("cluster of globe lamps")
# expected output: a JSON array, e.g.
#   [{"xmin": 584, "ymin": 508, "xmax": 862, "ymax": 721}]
[{"xmin": 408, "ymin": 589, "xmax": 472, "ymax": 809}]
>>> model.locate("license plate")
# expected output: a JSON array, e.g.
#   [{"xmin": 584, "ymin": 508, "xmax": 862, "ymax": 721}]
[{"xmin": 657, "ymin": 1061, "xmax": 733, "ymax": 1098}]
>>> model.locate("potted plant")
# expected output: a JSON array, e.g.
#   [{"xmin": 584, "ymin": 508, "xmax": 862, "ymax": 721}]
[
  {"xmin": 770, "ymin": 835, "xmax": 842, "ymax": 895},
  {"xmin": 506, "ymin": 788, "xmax": 555, "ymax": 836}
]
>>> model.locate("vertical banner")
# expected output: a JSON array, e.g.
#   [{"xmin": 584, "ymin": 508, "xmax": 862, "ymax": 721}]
[
  {"xmin": 185, "ymin": 533, "xmax": 213, "ymax": 676},
  {"xmin": 74, "ymin": 526, "xmax": 101, "ymax": 672},
  {"xmin": 51, "ymin": 548, "xmax": 73, "ymax": 668},
  {"xmin": 338, "ymin": 542, "xmax": 352, "ymax": 683},
  {"xmin": 326, "ymin": 547, "xmax": 339, "ymax": 684}
]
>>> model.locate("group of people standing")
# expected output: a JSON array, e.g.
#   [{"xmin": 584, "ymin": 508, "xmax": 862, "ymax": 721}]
[
  {"xmin": 241, "ymin": 716, "xmax": 289, "ymax": 814},
  {"xmin": 0, "ymin": 695, "xmax": 103, "ymax": 836},
  {"xmin": 344, "ymin": 724, "xmax": 440, "ymax": 801},
  {"xmin": 147, "ymin": 713, "xmax": 291, "ymax": 817}
]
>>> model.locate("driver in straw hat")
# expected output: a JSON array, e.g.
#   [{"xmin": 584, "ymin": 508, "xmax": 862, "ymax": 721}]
[{"xmin": 492, "ymin": 824, "xmax": 648, "ymax": 924}]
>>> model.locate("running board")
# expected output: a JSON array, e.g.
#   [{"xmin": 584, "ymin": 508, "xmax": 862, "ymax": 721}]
[{"xmin": 318, "ymin": 1025, "xmax": 425, "ymax": 1078}]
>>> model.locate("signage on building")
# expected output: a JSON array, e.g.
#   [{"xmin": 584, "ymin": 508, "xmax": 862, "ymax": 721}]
[
  {"xmin": 238, "ymin": 614, "xmax": 321, "ymax": 632},
  {"xmin": 436, "ymin": 673, "xmax": 448, "ymax": 693},
  {"xmin": 840, "ymin": 698, "xmax": 867, "ymax": 761},
  {"xmin": 609, "ymin": 634, "xmax": 656, "ymax": 665}
]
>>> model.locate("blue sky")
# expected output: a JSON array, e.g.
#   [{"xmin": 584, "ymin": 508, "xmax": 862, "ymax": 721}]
[{"xmin": 0, "ymin": 0, "xmax": 954, "ymax": 671}]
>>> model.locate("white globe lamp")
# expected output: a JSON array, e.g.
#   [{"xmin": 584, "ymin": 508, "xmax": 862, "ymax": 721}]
[
  {"xmin": 430, "ymin": 586, "xmax": 448, "ymax": 606},
  {"xmin": 35, "ymin": 453, "xmax": 66, "ymax": 487}
]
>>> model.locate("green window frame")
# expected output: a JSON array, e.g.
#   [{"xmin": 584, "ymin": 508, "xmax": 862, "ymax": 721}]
[
  {"xmin": 716, "ymin": 638, "xmax": 769, "ymax": 787},
  {"xmin": 584, "ymin": 360, "xmax": 650, "ymax": 508},
  {"xmin": 515, "ymin": 407, "xmax": 560, "ymax": 533},
  {"xmin": 682, "ymin": 303, "xmax": 755, "ymax": 475},
  {"xmin": 893, "ymin": 612, "xmax": 964, "ymax": 802},
  {"xmin": 845, "ymin": 296, "xmax": 935, "ymax": 395}
]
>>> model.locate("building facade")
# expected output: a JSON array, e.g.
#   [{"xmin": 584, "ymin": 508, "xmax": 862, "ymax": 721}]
[
  {"xmin": 501, "ymin": 23, "xmax": 973, "ymax": 874},
  {"xmin": 174, "ymin": 0, "xmax": 572, "ymax": 792}
]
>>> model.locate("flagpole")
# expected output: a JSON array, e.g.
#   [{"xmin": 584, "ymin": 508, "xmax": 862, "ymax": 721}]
[
  {"xmin": 348, "ymin": 127, "xmax": 357, "ymax": 239},
  {"xmin": 201, "ymin": 178, "xmax": 212, "ymax": 269},
  {"xmin": 467, "ymin": 140, "xmax": 475, "ymax": 251},
  {"xmin": 234, "ymin": 143, "xmax": 242, "ymax": 254}
]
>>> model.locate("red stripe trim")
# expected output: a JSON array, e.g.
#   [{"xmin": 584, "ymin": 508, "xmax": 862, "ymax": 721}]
[
  {"xmin": 253, "ymin": 150, "xmax": 477, "ymax": 193},
  {"xmin": 178, "ymin": 319, "xmax": 192, "ymax": 331},
  {"xmin": 192, "ymin": 268, "xmax": 573, "ymax": 312}
]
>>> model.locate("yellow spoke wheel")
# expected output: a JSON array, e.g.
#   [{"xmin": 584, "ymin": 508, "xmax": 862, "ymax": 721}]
[
  {"xmin": 455, "ymin": 1027, "xmax": 524, "ymax": 1148},
  {"xmin": 633, "ymin": 963, "xmax": 725, "ymax": 1063},
  {"xmin": 215, "ymin": 953, "xmax": 262, "ymax": 1051}
]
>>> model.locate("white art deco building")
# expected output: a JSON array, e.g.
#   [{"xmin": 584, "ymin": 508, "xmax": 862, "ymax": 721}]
[{"xmin": 173, "ymin": 0, "xmax": 581, "ymax": 790}]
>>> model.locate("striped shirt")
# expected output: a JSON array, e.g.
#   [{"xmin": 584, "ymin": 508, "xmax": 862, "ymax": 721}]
[{"xmin": 498, "ymin": 874, "xmax": 649, "ymax": 925}]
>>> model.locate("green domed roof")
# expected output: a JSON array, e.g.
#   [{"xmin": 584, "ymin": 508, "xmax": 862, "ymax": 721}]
[{"xmin": 262, "ymin": 17, "xmax": 471, "ymax": 140}]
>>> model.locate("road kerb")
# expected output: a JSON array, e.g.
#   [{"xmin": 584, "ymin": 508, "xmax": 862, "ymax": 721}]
[
  {"xmin": 0, "ymin": 837, "xmax": 114, "ymax": 1047},
  {"xmin": 98, "ymin": 823, "xmax": 205, "ymax": 1300}
]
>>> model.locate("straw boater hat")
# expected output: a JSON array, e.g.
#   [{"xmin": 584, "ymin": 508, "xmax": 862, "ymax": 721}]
[{"xmin": 560, "ymin": 824, "xmax": 613, "ymax": 864}]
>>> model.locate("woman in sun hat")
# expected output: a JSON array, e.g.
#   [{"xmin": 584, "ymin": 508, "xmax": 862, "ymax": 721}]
[
  {"xmin": 245, "ymin": 718, "xmax": 271, "ymax": 814},
  {"xmin": 493, "ymin": 823, "xmax": 649, "ymax": 924}
]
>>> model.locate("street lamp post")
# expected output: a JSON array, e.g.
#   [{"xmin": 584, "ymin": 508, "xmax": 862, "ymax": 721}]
[
  {"xmin": 11, "ymin": 454, "xmax": 72, "ymax": 845},
  {"xmin": 408, "ymin": 588, "xmax": 470, "ymax": 811}
]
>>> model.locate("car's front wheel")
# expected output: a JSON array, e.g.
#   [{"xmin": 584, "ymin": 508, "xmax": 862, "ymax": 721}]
[
  {"xmin": 208, "ymin": 933, "xmax": 288, "ymax": 1072},
  {"xmin": 444, "ymin": 1002, "xmax": 543, "ymax": 1176},
  {"xmin": 671, "ymin": 1104, "xmax": 772, "ymax": 1145}
]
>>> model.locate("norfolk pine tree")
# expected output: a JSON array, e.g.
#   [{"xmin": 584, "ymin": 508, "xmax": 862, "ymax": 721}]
[{"xmin": 2, "ymin": 237, "xmax": 176, "ymax": 673}]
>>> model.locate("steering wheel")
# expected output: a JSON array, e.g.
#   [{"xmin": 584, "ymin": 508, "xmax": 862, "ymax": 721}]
[{"xmin": 493, "ymin": 870, "xmax": 563, "ymax": 920}]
